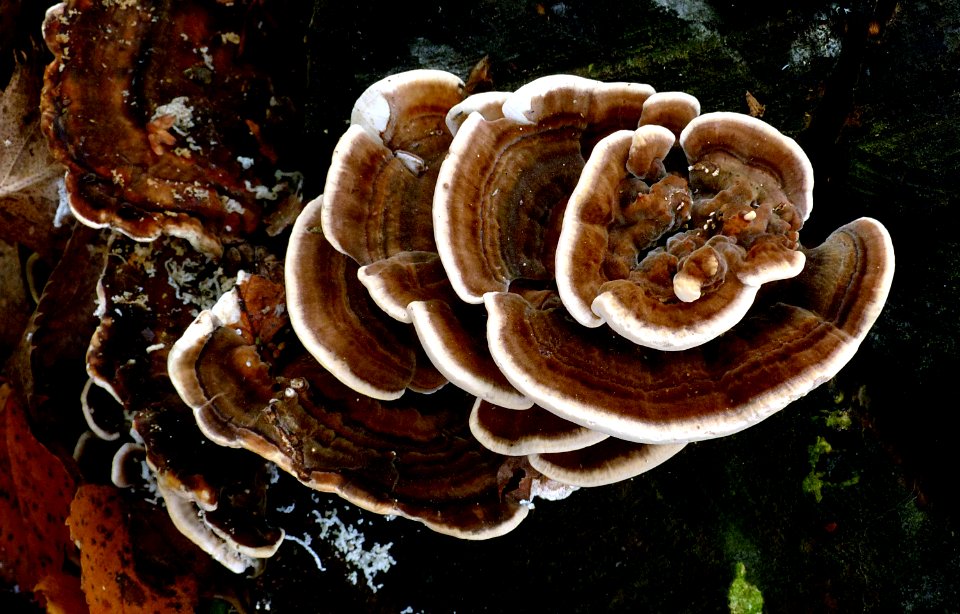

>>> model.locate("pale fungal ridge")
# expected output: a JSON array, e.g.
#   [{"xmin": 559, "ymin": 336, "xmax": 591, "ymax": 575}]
[
  {"xmin": 501, "ymin": 74, "xmax": 655, "ymax": 126},
  {"xmin": 639, "ymin": 91, "xmax": 702, "ymax": 136},
  {"xmin": 357, "ymin": 264, "xmax": 415, "ymax": 323},
  {"xmin": 350, "ymin": 69, "xmax": 465, "ymax": 137},
  {"xmin": 468, "ymin": 400, "xmax": 607, "ymax": 455},
  {"xmin": 157, "ymin": 480, "xmax": 279, "ymax": 575},
  {"xmin": 530, "ymin": 442, "xmax": 687, "ymax": 488},
  {"xmin": 591, "ymin": 282, "xmax": 761, "ymax": 352},
  {"xmin": 444, "ymin": 91, "xmax": 510, "ymax": 136}
]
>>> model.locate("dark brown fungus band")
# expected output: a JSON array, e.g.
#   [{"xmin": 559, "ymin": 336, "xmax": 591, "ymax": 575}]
[
  {"xmin": 434, "ymin": 74, "xmax": 655, "ymax": 304},
  {"xmin": 40, "ymin": 0, "xmax": 302, "ymax": 256},
  {"xmin": 170, "ymin": 273, "xmax": 551, "ymax": 539},
  {"xmin": 487, "ymin": 218, "xmax": 894, "ymax": 443}
]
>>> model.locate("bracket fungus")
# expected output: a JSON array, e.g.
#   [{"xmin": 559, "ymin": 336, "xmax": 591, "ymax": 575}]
[
  {"xmin": 434, "ymin": 74, "xmax": 655, "ymax": 303},
  {"xmin": 321, "ymin": 69, "xmax": 465, "ymax": 266},
  {"xmin": 300, "ymin": 70, "xmax": 531, "ymax": 408},
  {"xmin": 287, "ymin": 195, "xmax": 446, "ymax": 400},
  {"xmin": 170, "ymin": 272, "xmax": 559, "ymax": 539},
  {"xmin": 282, "ymin": 68, "xmax": 892, "ymax": 496},
  {"xmin": 40, "ymin": 0, "xmax": 302, "ymax": 256},
  {"xmin": 159, "ymin": 69, "xmax": 893, "ymax": 560},
  {"xmin": 77, "ymin": 232, "xmax": 286, "ymax": 574},
  {"xmin": 486, "ymin": 217, "xmax": 893, "ymax": 443}
]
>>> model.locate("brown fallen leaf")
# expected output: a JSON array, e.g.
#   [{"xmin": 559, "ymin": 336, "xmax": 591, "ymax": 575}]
[
  {"xmin": 68, "ymin": 484, "xmax": 201, "ymax": 613},
  {"xmin": 0, "ymin": 383, "xmax": 79, "ymax": 606},
  {"xmin": 0, "ymin": 59, "xmax": 67, "ymax": 256},
  {"xmin": 0, "ymin": 239, "xmax": 30, "ymax": 358}
]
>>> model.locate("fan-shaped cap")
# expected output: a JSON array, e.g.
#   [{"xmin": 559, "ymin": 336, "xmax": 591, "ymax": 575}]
[
  {"xmin": 487, "ymin": 218, "xmax": 894, "ymax": 443},
  {"xmin": 169, "ymin": 273, "xmax": 541, "ymax": 539},
  {"xmin": 40, "ymin": 0, "xmax": 302, "ymax": 256},
  {"xmin": 434, "ymin": 75, "xmax": 655, "ymax": 304},
  {"xmin": 530, "ymin": 439, "xmax": 686, "ymax": 487},
  {"xmin": 321, "ymin": 70, "xmax": 466, "ymax": 265},
  {"xmin": 286, "ymin": 196, "xmax": 444, "ymax": 400}
]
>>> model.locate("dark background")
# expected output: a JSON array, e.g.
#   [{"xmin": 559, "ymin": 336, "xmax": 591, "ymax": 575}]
[{"xmin": 5, "ymin": 0, "xmax": 960, "ymax": 611}]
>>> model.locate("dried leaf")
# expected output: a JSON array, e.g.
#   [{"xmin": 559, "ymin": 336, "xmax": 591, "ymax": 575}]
[
  {"xmin": 0, "ymin": 383, "xmax": 77, "ymax": 596},
  {"xmin": 12, "ymin": 225, "xmax": 107, "ymax": 449},
  {"xmin": 0, "ymin": 60, "xmax": 66, "ymax": 255},
  {"xmin": 68, "ymin": 484, "xmax": 201, "ymax": 613}
]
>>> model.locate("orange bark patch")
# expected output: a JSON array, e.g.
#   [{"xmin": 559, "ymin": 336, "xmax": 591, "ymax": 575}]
[{"xmin": 33, "ymin": 573, "xmax": 89, "ymax": 614}]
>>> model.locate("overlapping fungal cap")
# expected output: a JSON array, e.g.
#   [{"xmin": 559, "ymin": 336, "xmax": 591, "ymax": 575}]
[
  {"xmin": 40, "ymin": 0, "xmax": 303, "ymax": 256},
  {"xmin": 272, "ymin": 70, "xmax": 893, "ymax": 546},
  {"xmin": 486, "ymin": 217, "xmax": 894, "ymax": 443},
  {"xmin": 469, "ymin": 400, "xmax": 609, "ymax": 456},
  {"xmin": 555, "ymin": 111, "xmax": 812, "ymax": 350},
  {"xmin": 321, "ymin": 69, "xmax": 465, "ymax": 265},
  {"xmin": 286, "ymin": 195, "xmax": 445, "ymax": 400},
  {"xmin": 296, "ymin": 70, "xmax": 528, "ymax": 408},
  {"xmin": 434, "ymin": 74, "xmax": 655, "ymax": 303},
  {"xmin": 170, "ymin": 272, "xmax": 561, "ymax": 539},
  {"xmin": 529, "ymin": 439, "xmax": 687, "ymax": 488},
  {"xmin": 132, "ymin": 406, "xmax": 284, "ymax": 575},
  {"xmin": 81, "ymin": 232, "xmax": 286, "ymax": 573}
]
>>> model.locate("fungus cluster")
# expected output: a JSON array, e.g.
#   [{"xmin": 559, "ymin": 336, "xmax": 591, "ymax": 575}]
[
  {"xmin": 37, "ymin": 0, "xmax": 305, "ymax": 575},
  {"xmin": 169, "ymin": 68, "xmax": 894, "ymax": 553},
  {"xmin": 40, "ymin": 0, "xmax": 302, "ymax": 257}
]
